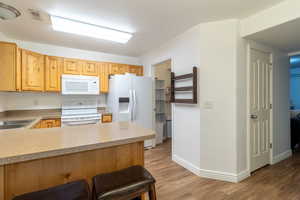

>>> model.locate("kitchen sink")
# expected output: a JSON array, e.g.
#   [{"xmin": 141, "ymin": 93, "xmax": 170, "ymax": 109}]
[{"xmin": 0, "ymin": 119, "xmax": 35, "ymax": 130}]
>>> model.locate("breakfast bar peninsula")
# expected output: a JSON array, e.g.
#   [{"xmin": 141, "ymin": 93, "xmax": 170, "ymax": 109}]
[{"xmin": 0, "ymin": 122, "xmax": 155, "ymax": 200}]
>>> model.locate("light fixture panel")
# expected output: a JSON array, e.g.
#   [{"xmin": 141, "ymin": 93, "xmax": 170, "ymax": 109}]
[
  {"xmin": 51, "ymin": 15, "xmax": 132, "ymax": 44},
  {"xmin": 0, "ymin": 2, "xmax": 21, "ymax": 20}
]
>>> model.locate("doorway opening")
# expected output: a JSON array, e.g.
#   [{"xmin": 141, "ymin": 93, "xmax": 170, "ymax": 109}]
[
  {"xmin": 152, "ymin": 59, "xmax": 172, "ymax": 152},
  {"xmin": 290, "ymin": 55, "xmax": 300, "ymax": 152}
]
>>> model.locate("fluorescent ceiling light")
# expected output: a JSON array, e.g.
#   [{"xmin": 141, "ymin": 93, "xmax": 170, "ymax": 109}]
[{"xmin": 51, "ymin": 15, "xmax": 132, "ymax": 44}]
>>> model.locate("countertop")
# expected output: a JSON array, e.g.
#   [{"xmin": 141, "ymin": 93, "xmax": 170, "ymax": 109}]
[
  {"xmin": 0, "ymin": 121, "xmax": 155, "ymax": 166},
  {"xmin": 0, "ymin": 108, "xmax": 109, "ymax": 129},
  {"xmin": 0, "ymin": 109, "xmax": 62, "ymax": 129}
]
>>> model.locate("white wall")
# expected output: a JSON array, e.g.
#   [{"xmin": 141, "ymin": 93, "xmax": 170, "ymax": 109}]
[
  {"xmin": 241, "ymin": 0, "xmax": 300, "ymax": 37},
  {"xmin": 0, "ymin": 95, "xmax": 5, "ymax": 112},
  {"xmin": 0, "ymin": 32, "xmax": 140, "ymax": 111},
  {"xmin": 141, "ymin": 19, "xmax": 245, "ymax": 181},
  {"xmin": 141, "ymin": 17, "xmax": 290, "ymax": 182},
  {"xmin": 236, "ymin": 23, "xmax": 248, "ymax": 174},
  {"xmin": 197, "ymin": 20, "xmax": 239, "ymax": 176},
  {"xmin": 141, "ymin": 21, "xmax": 202, "ymax": 172},
  {"xmin": 272, "ymin": 49, "xmax": 291, "ymax": 159}
]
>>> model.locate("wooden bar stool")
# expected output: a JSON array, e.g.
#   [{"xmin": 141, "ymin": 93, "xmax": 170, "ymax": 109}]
[
  {"xmin": 13, "ymin": 180, "xmax": 91, "ymax": 200},
  {"xmin": 92, "ymin": 165, "xmax": 157, "ymax": 200}
]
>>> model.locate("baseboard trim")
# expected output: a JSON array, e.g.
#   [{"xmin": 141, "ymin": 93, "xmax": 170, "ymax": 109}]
[
  {"xmin": 172, "ymin": 154, "xmax": 250, "ymax": 183},
  {"xmin": 271, "ymin": 149, "xmax": 292, "ymax": 165},
  {"xmin": 237, "ymin": 170, "xmax": 251, "ymax": 182},
  {"xmin": 198, "ymin": 169, "xmax": 250, "ymax": 183},
  {"xmin": 172, "ymin": 155, "xmax": 201, "ymax": 176}
]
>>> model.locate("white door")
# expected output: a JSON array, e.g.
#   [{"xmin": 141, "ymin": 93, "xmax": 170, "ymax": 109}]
[{"xmin": 250, "ymin": 49, "xmax": 271, "ymax": 172}]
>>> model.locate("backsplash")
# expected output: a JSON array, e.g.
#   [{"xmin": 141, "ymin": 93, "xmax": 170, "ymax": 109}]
[
  {"xmin": 0, "ymin": 94, "xmax": 5, "ymax": 112},
  {"xmin": 0, "ymin": 92, "xmax": 106, "ymax": 111}
]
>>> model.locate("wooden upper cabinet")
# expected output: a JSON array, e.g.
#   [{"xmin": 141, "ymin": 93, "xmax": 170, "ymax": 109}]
[
  {"xmin": 109, "ymin": 63, "xmax": 120, "ymax": 75},
  {"xmin": 16, "ymin": 48, "xmax": 22, "ymax": 91},
  {"xmin": 45, "ymin": 56, "xmax": 63, "ymax": 92},
  {"xmin": 129, "ymin": 65, "xmax": 143, "ymax": 76},
  {"xmin": 136, "ymin": 66, "xmax": 143, "ymax": 76},
  {"xmin": 21, "ymin": 49, "xmax": 45, "ymax": 91},
  {"xmin": 119, "ymin": 64, "xmax": 129, "ymax": 74},
  {"xmin": 0, "ymin": 42, "xmax": 17, "ymax": 91},
  {"xmin": 63, "ymin": 58, "xmax": 82, "ymax": 75},
  {"xmin": 82, "ymin": 61, "xmax": 98, "ymax": 76},
  {"xmin": 0, "ymin": 41, "xmax": 143, "ymax": 93},
  {"xmin": 129, "ymin": 65, "xmax": 139, "ymax": 75},
  {"xmin": 109, "ymin": 63, "xmax": 130, "ymax": 75},
  {"xmin": 99, "ymin": 62, "xmax": 110, "ymax": 93}
]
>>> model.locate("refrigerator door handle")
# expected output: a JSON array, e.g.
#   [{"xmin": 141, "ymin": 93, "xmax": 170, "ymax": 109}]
[
  {"xmin": 132, "ymin": 90, "xmax": 137, "ymax": 120},
  {"xmin": 129, "ymin": 90, "xmax": 133, "ymax": 121}
]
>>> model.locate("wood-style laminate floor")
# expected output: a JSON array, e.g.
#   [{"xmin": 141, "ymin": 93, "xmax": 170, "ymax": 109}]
[{"xmin": 145, "ymin": 140, "xmax": 300, "ymax": 200}]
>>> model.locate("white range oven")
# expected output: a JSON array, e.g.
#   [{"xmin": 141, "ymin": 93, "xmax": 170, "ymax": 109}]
[
  {"xmin": 61, "ymin": 97, "xmax": 101, "ymax": 127},
  {"xmin": 61, "ymin": 75, "xmax": 101, "ymax": 127}
]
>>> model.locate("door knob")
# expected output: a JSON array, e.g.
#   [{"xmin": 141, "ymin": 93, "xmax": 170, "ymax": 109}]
[{"xmin": 250, "ymin": 114, "xmax": 258, "ymax": 119}]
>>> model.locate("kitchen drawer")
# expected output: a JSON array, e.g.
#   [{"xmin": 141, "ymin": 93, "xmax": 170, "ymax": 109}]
[
  {"xmin": 102, "ymin": 114, "xmax": 112, "ymax": 123},
  {"xmin": 32, "ymin": 118, "xmax": 61, "ymax": 129}
]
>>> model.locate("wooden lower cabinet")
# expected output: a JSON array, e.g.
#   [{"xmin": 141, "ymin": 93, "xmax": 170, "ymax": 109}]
[
  {"xmin": 31, "ymin": 122, "xmax": 41, "ymax": 129},
  {"xmin": 102, "ymin": 113, "xmax": 112, "ymax": 123},
  {"xmin": 0, "ymin": 166, "xmax": 4, "ymax": 200},
  {"xmin": 41, "ymin": 119, "xmax": 61, "ymax": 128},
  {"xmin": 32, "ymin": 119, "xmax": 61, "ymax": 129},
  {"xmin": 1, "ymin": 142, "xmax": 144, "ymax": 200}
]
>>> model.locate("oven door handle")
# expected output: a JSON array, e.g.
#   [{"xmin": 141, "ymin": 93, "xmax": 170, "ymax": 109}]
[
  {"xmin": 62, "ymin": 120, "xmax": 99, "ymax": 126},
  {"xmin": 61, "ymin": 117, "xmax": 100, "ymax": 122}
]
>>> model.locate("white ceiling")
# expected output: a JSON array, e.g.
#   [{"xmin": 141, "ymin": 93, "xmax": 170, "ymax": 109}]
[
  {"xmin": 245, "ymin": 18, "xmax": 300, "ymax": 54},
  {"xmin": 0, "ymin": 0, "xmax": 285, "ymax": 56}
]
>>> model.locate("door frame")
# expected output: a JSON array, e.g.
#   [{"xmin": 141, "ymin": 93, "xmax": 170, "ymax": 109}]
[
  {"xmin": 151, "ymin": 58, "xmax": 174, "ymax": 154},
  {"xmin": 246, "ymin": 41, "xmax": 274, "ymax": 173}
]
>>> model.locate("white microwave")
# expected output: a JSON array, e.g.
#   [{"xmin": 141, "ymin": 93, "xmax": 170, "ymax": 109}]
[{"xmin": 62, "ymin": 75, "xmax": 100, "ymax": 95}]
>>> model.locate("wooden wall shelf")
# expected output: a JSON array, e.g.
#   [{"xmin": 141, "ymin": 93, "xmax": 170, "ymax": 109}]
[{"xmin": 171, "ymin": 67, "xmax": 197, "ymax": 104}]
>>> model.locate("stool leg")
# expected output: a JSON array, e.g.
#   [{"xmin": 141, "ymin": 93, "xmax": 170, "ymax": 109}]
[{"xmin": 148, "ymin": 184, "xmax": 157, "ymax": 200}]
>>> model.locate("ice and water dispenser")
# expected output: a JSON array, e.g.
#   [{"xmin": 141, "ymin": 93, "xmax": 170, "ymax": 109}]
[{"xmin": 118, "ymin": 97, "xmax": 131, "ymax": 122}]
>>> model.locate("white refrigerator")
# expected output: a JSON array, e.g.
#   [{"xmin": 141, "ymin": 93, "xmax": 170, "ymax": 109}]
[{"xmin": 107, "ymin": 74, "xmax": 154, "ymax": 148}]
